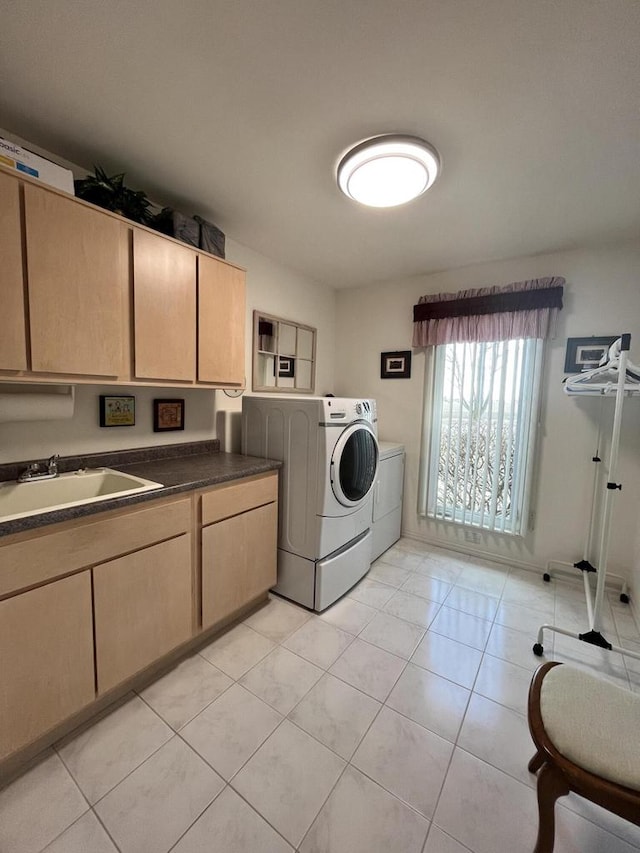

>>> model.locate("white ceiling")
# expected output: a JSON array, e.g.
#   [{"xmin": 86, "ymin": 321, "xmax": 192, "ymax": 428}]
[{"xmin": 1, "ymin": 1, "xmax": 639, "ymax": 288}]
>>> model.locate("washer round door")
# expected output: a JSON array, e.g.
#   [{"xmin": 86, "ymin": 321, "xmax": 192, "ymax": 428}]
[{"xmin": 330, "ymin": 423, "xmax": 379, "ymax": 507}]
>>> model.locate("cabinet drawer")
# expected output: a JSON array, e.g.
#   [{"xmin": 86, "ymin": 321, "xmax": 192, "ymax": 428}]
[
  {"xmin": 0, "ymin": 496, "xmax": 191, "ymax": 597},
  {"xmin": 201, "ymin": 472, "xmax": 277, "ymax": 526}
]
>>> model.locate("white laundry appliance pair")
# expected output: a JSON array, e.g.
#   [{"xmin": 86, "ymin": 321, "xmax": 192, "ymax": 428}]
[{"xmin": 242, "ymin": 396, "xmax": 378, "ymax": 611}]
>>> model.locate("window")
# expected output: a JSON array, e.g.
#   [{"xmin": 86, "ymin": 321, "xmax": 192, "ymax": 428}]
[{"xmin": 423, "ymin": 338, "xmax": 543, "ymax": 535}]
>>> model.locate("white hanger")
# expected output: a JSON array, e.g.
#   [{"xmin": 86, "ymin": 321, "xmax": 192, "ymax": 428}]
[{"xmin": 564, "ymin": 336, "xmax": 640, "ymax": 396}]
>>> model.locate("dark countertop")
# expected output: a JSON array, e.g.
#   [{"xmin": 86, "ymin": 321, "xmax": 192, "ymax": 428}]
[{"xmin": 0, "ymin": 442, "xmax": 281, "ymax": 538}]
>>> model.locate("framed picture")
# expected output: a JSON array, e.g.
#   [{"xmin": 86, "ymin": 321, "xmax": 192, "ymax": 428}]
[
  {"xmin": 564, "ymin": 336, "xmax": 617, "ymax": 373},
  {"xmin": 99, "ymin": 395, "xmax": 135, "ymax": 427},
  {"xmin": 275, "ymin": 356, "xmax": 295, "ymax": 378},
  {"xmin": 381, "ymin": 350, "xmax": 412, "ymax": 379},
  {"xmin": 153, "ymin": 398, "xmax": 185, "ymax": 432}
]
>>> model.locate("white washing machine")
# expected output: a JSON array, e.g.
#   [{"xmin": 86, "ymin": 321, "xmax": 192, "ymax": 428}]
[
  {"xmin": 242, "ymin": 396, "xmax": 378, "ymax": 610},
  {"xmin": 371, "ymin": 442, "xmax": 405, "ymax": 561}
]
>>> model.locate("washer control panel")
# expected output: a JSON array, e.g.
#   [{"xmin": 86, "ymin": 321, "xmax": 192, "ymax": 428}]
[{"xmin": 323, "ymin": 397, "xmax": 376, "ymax": 425}]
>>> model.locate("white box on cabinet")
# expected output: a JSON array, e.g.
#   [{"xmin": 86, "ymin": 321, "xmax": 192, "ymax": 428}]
[{"xmin": 0, "ymin": 137, "xmax": 74, "ymax": 193}]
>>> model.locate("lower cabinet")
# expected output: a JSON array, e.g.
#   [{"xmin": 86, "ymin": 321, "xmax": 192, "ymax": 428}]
[
  {"xmin": 0, "ymin": 572, "xmax": 95, "ymax": 762},
  {"xmin": 202, "ymin": 502, "xmax": 277, "ymax": 628},
  {"xmin": 93, "ymin": 534, "xmax": 193, "ymax": 694},
  {"xmin": 0, "ymin": 473, "xmax": 279, "ymax": 771}
]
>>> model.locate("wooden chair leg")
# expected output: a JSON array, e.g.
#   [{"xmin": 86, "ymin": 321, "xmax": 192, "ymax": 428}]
[
  {"xmin": 533, "ymin": 762, "xmax": 570, "ymax": 853},
  {"xmin": 528, "ymin": 749, "xmax": 545, "ymax": 774}
]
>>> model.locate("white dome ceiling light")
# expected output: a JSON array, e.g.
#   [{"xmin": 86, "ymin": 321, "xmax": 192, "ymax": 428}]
[{"xmin": 337, "ymin": 134, "xmax": 440, "ymax": 208}]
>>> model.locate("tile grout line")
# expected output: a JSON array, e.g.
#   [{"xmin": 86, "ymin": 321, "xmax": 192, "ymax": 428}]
[
  {"xmin": 225, "ymin": 585, "xmax": 440, "ymax": 849},
  {"xmin": 32, "ymin": 802, "xmax": 89, "ymax": 853},
  {"xmin": 54, "ymin": 679, "xmax": 231, "ymax": 832},
  {"xmin": 53, "ymin": 675, "xmax": 214, "ymax": 812},
  {"xmin": 554, "ymin": 797, "xmax": 640, "ymax": 850},
  {"xmin": 419, "ymin": 564, "xmax": 516, "ymax": 848},
  {"xmin": 90, "ymin": 806, "xmax": 124, "ymax": 853},
  {"xmin": 136, "ymin": 659, "xmax": 238, "ymax": 732},
  {"xmin": 292, "ymin": 567, "xmax": 499, "ymax": 848},
  {"xmin": 411, "ymin": 552, "xmax": 516, "ymax": 850},
  {"xmin": 56, "ymin": 559, "xmax": 485, "ymax": 846},
  {"xmin": 294, "ymin": 761, "xmax": 351, "ymax": 852},
  {"xmin": 295, "ymin": 592, "xmax": 463, "ymax": 851},
  {"xmin": 375, "ymin": 546, "xmax": 640, "ymax": 846},
  {"xmin": 159, "ymin": 779, "xmax": 226, "ymax": 853},
  {"xmin": 163, "ymin": 783, "xmax": 227, "ymax": 853},
  {"xmin": 184, "ymin": 608, "xmax": 372, "ymax": 790},
  {"xmin": 213, "ymin": 783, "xmax": 299, "ymax": 852},
  {"xmin": 13, "ymin": 544, "xmax": 640, "ymax": 853},
  {"xmin": 219, "ymin": 604, "xmax": 364, "ymax": 850}
]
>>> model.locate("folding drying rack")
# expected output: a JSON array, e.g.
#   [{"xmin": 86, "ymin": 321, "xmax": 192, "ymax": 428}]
[{"xmin": 533, "ymin": 334, "xmax": 640, "ymax": 664}]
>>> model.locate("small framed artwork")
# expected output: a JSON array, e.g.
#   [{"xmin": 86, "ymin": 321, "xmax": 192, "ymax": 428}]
[
  {"xmin": 99, "ymin": 395, "xmax": 135, "ymax": 427},
  {"xmin": 275, "ymin": 356, "xmax": 295, "ymax": 378},
  {"xmin": 381, "ymin": 350, "xmax": 412, "ymax": 379},
  {"xmin": 564, "ymin": 336, "xmax": 617, "ymax": 373},
  {"xmin": 153, "ymin": 398, "xmax": 185, "ymax": 432}
]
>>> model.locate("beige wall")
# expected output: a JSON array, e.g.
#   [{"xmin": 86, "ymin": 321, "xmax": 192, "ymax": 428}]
[
  {"xmin": 213, "ymin": 239, "xmax": 337, "ymax": 453},
  {"xmin": 335, "ymin": 244, "xmax": 640, "ymax": 601}
]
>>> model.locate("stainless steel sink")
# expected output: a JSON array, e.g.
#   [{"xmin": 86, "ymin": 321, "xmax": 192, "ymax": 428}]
[{"xmin": 0, "ymin": 468, "xmax": 164, "ymax": 523}]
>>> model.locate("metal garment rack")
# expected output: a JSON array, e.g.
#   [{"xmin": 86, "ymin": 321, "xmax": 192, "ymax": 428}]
[{"xmin": 533, "ymin": 334, "xmax": 640, "ymax": 664}]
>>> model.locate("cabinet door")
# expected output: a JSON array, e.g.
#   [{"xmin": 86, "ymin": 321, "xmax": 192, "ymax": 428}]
[
  {"xmin": 0, "ymin": 572, "xmax": 94, "ymax": 762},
  {"xmin": 0, "ymin": 172, "xmax": 27, "ymax": 370},
  {"xmin": 202, "ymin": 502, "xmax": 277, "ymax": 628},
  {"xmin": 93, "ymin": 534, "xmax": 193, "ymax": 694},
  {"xmin": 133, "ymin": 229, "xmax": 196, "ymax": 381},
  {"xmin": 198, "ymin": 255, "xmax": 245, "ymax": 385},
  {"xmin": 24, "ymin": 184, "xmax": 125, "ymax": 376}
]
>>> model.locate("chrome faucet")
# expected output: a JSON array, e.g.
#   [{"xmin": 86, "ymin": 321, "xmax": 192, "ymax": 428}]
[{"xmin": 17, "ymin": 454, "xmax": 60, "ymax": 483}]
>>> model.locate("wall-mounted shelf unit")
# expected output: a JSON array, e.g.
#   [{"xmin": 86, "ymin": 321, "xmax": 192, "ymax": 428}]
[{"xmin": 252, "ymin": 310, "xmax": 316, "ymax": 393}]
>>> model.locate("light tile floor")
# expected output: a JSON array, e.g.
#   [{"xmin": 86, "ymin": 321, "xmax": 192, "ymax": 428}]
[{"xmin": 2, "ymin": 538, "xmax": 640, "ymax": 852}]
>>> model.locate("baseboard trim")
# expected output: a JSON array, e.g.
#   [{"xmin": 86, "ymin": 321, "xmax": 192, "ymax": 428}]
[{"xmin": 398, "ymin": 529, "xmax": 543, "ymax": 576}]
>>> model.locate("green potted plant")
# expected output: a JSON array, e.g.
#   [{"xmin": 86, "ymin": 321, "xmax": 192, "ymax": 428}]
[{"xmin": 74, "ymin": 166, "xmax": 153, "ymax": 225}]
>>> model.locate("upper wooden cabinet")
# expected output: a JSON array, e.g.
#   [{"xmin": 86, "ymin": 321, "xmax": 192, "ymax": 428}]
[
  {"xmin": 133, "ymin": 229, "xmax": 197, "ymax": 382},
  {"xmin": 0, "ymin": 167, "xmax": 246, "ymax": 386},
  {"xmin": 24, "ymin": 183, "xmax": 125, "ymax": 376},
  {"xmin": 198, "ymin": 254, "xmax": 245, "ymax": 385},
  {"xmin": 0, "ymin": 171, "xmax": 27, "ymax": 370},
  {"xmin": 132, "ymin": 231, "xmax": 248, "ymax": 386}
]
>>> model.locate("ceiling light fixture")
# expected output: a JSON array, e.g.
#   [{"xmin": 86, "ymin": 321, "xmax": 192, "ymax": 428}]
[{"xmin": 337, "ymin": 134, "xmax": 440, "ymax": 208}]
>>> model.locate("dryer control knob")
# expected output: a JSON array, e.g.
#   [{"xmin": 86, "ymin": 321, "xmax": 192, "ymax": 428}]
[{"xmin": 356, "ymin": 403, "xmax": 362, "ymax": 415}]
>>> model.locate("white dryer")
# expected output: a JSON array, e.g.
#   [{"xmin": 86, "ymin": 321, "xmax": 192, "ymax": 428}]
[
  {"xmin": 371, "ymin": 442, "xmax": 405, "ymax": 561},
  {"xmin": 242, "ymin": 396, "xmax": 378, "ymax": 610}
]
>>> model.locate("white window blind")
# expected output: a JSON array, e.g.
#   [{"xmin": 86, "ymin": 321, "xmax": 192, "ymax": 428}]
[{"xmin": 423, "ymin": 338, "xmax": 543, "ymax": 535}]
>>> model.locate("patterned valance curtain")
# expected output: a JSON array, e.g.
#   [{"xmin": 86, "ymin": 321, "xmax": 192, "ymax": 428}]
[{"xmin": 412, "ymin": 276, "xmax": 565, "ymax": 347}]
